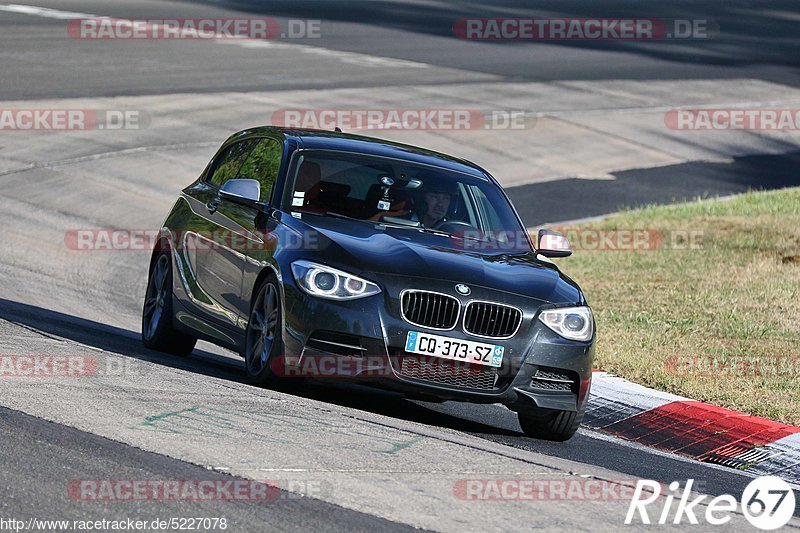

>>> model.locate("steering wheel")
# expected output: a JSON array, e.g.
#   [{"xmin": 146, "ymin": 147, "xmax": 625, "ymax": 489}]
[{"xmin": 433, "ymin": 220, "xmax": 479, "ymax": 234}]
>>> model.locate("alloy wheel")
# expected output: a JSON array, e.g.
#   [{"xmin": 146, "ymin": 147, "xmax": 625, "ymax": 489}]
[{"xmin": 246, "ymin": 282, "xmax": 279, "ymax": 375}]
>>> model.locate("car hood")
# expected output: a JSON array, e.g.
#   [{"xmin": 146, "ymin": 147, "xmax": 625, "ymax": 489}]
[{"xmin": 291, "ymin": 216, "xmax": 584, "ymax": 304}]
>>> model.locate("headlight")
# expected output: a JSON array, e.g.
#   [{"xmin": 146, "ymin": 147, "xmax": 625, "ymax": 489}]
[
  {"xmin": 538, "ymin": 306, "xmax": 594, "ymax": 342},
  {"xmin": 291, "ymin": 260, "xmax": 381, "ymax": 300}
]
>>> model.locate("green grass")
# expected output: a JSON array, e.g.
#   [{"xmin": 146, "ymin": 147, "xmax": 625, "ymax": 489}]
[{"xmin": 556, "ymin": 188, "xmax": 800, "ymax": 425}]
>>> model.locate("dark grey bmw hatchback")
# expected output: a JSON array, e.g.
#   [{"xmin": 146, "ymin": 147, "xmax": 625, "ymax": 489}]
[{"xmin": 142, "ymin": 126, "xmax": 595, "ymax": 441}]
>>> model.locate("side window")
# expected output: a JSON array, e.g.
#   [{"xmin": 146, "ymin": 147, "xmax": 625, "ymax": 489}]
[
  {"xmin": 207, "ymin": 140, "xmax": 256, "ymax": 188},
  {"xmin": 237, "ymin": 138, "xmax": 283, "ymax": 202}
]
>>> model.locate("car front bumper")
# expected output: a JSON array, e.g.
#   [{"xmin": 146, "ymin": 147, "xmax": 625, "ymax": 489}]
[{"xmin": 278, "ymin": 272, "xmax": 595, "ymax": 413}]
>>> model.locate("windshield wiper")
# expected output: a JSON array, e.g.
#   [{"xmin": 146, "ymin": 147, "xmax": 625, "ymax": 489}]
[
  {"xmin": 322, "ymin": 211, "xmax": 364, "ymax": 222},
  {"xmin": 304, "ymin": 211, "xmax": 371, "ymax": 224},
  {"xmin": 378, "ymin": 222, "xmax": 451, "ymax": 237}
]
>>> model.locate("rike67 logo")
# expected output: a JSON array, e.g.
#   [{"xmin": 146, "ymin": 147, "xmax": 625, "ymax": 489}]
[{"xmin": 626, "ymin": 476, "xmax": 796, "ymax": 530}]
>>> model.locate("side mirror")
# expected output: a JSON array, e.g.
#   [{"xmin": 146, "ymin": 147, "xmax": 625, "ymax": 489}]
[
  {"xmin": 537, "ymin": 229, "xmax": 572, "ymax": 258},
  {"xmin": 219, "ymin": 179, "xmax": 261, "ymax": 208}
]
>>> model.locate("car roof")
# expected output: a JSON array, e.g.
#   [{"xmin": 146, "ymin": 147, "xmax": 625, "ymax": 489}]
[{"xmin": 229, "ymin": 126, "xmax": 492, "ymax": 180}]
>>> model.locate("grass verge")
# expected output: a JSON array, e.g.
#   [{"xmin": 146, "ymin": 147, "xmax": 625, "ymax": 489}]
[{"xmin": 555, "ymin": 187, "xmax": 800, "ymax": 425}]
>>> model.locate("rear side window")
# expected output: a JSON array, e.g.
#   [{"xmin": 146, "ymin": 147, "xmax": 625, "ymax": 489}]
[
  {"xmin": 237, "ymin": 138, "xmax": 283, "ymax": 202},
  {"xmin": 207, "ymin": 140, "xmax": 256, "ymax": 188}
]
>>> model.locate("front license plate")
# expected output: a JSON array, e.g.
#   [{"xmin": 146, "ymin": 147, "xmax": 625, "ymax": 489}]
[{"xmin": 404, "ymin": 331, "xmax": 504, "ymax": 367}]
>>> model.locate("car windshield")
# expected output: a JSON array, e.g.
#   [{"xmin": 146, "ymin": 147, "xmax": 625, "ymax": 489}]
[{"xmin": 283, "ymin": 150, "xmax": 530, "ymax": 250}]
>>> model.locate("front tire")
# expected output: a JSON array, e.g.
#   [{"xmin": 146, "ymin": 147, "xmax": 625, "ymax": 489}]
[
  {"xmin": 244, "ymin": 276, "xmax": 285, "ymax": 387},
  {"xmin": 142, "ymin": 252, "xmax": 197, "ymax": 357},
  {"xmin": 518, "ymin": 407, "xmax": 584, "ymax": 442}
]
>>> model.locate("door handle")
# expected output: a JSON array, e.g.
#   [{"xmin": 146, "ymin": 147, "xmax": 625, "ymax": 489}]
[{"xmin": 206, "ymin": 200, "xmax": 219, "ymax": 214}]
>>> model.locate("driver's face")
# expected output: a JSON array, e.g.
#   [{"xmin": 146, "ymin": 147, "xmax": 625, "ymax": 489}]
[{"xmin": 424, "ymin": 192, "xmax": 451, "ymax": 220}]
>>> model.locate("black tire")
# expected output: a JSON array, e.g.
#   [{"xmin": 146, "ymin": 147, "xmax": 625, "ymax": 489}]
[
  {"xmin": 518, "ymin": 407, "xmax": 584, "ymax": 442},
  {"xmin": 244, "ymin": 276, "xmax": 285, "ymax": 387},
  {"xmin": 141, "ymin": 252, "xmax": 197, "ymax": 357}
]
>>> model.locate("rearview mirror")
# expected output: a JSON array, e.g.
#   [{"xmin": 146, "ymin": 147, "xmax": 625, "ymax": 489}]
[
  {"xmin": 536, "ymin": 229, "xmax": 572, "ymax": 258},
  {"xmin": 219, "ymin": 179, "xmax": 261, "ymax": 208}
]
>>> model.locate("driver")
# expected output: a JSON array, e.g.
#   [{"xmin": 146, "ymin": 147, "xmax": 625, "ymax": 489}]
[{"xmin": 420, "ymin": 181, "xmax": 457, "ymax": 228}]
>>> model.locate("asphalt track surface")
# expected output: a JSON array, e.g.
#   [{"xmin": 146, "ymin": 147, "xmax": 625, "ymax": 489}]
[
  {"xmin": 2, "ymin": 300, "xmax": 798, "ymax": 530},
  {"xmin": 1, "ymin": 0, "xmax": 800, "ymax": 531},
  {"xmin": 0, "ymin": 405, "xmax": 419, "ymax": 532},
  {"xmin": 0, "ymin": 0, "xmax": 799, "ymax": 99}
]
